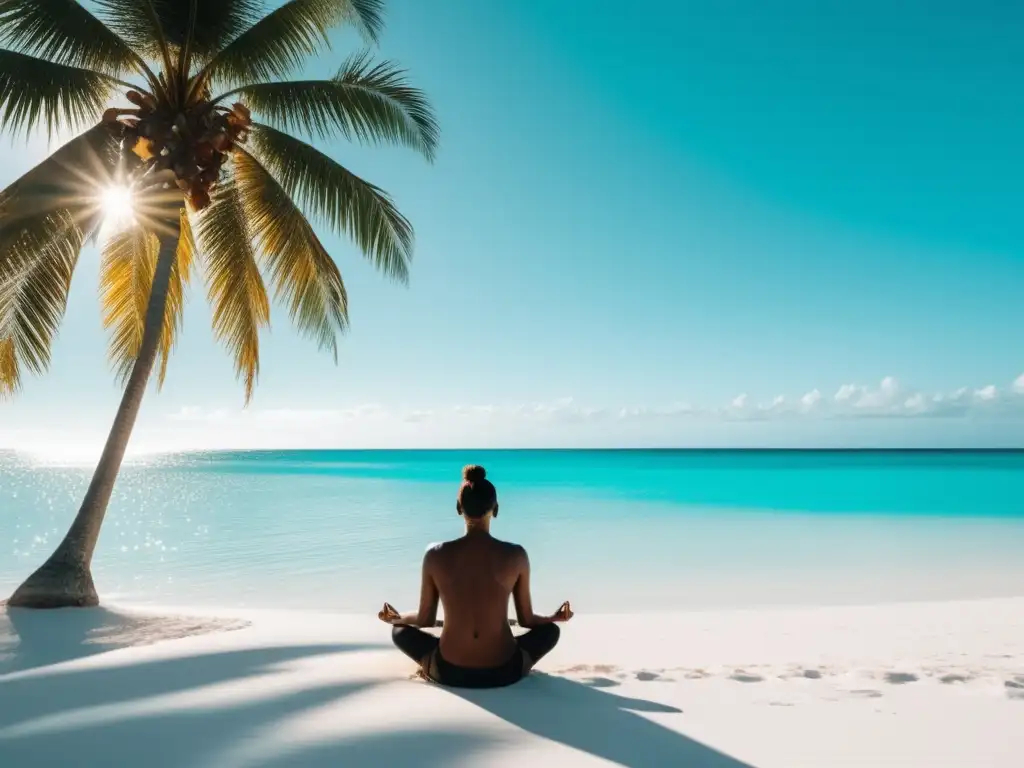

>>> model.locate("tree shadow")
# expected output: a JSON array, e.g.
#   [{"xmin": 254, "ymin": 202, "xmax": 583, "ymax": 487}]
[
  {"xmin": 0, "ymin": 610, "xmax": 754, "ymax": 766},
  {"xmin": 1, "ymin": 678, "xmax": 376, "ymax": 767},
  {"xmin": 0, "ymin": 640, "xmax": 434, "ymax": 767},
  {"xmin": 1, "ymin": 606, "xmax": 126, "ymax": 674},
  {"xmin": 450, "ymin": 673, "xmax": 755, "ymax": 767},
  {"xmin": 0, "ymin": 605, "xmax": 248, "ymax": 675},
  {"xmin": 0, "ymin": 639, "xmax": 378, "ymax": 728}
]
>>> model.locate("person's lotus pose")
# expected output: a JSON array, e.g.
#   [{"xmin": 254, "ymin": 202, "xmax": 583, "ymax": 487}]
[{"xmin": 380, "ymin": 465, "xmax": 573, "ymax": 687}]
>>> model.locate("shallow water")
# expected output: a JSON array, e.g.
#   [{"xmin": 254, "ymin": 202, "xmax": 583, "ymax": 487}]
[{"xmin": 2, "ymin": 450, "xmax": 1023, "ymax": 612}]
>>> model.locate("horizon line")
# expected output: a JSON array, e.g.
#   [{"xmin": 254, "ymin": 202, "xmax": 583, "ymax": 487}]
[{"xmin": 5, "ymin": 447, "xmax": 1024, "ymax": 455}]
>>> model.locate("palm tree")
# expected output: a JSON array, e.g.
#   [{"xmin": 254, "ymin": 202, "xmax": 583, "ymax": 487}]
[{"xmin": 0, "ymin": 0, "xmax": 438, "ymax": 608}]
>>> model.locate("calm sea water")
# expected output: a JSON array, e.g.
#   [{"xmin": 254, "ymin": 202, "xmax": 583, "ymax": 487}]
[{"xmin": 2, "ymin": 450, "xmax": 1023, "ymax": 613}]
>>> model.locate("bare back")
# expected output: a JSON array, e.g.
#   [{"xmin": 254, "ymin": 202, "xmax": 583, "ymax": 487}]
[{"xmin": 429, "ymin": 535, "xmax": 524, "ymax": 667}]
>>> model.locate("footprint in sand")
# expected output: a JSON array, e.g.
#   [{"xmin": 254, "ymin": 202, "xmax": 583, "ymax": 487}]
[
  {"xmin": 849, "ymin": 689, "xmax": 884, "ymax": 699},
  {"xmin": 730, "ymin": 672, "xmax": 764, "ymax": 683},
  {"xmin": 561, "ymin": 664, "xmax": 619, "ymax": 676},
  {"xmin": 939, "ymin": 673, "xmax": 971, "ymax": 685},
  {"xmin": 884, "ymin": 672, "xmax": 918, "ymax": 685},
  {"xmin": 801, "ymin": 669, "xmax": 823, "ymax": 680},
  {"xmin": 636, "ymin": 670, "xmax": 668, "ymax": 682},
  {"xmin": 1005, "ymin": 677, "xmax": 1024, "ymax": 700}
]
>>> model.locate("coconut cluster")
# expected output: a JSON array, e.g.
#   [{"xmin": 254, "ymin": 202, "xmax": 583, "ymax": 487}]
[{"xmin": 104, "ymin": 91, "xmax": 252, "ymax": 210}]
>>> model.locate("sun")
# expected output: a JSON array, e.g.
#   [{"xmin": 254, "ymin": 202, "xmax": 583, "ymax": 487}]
[{"xmin": 99, "ymin": 185, "xmax": 136, "ymax": 234}]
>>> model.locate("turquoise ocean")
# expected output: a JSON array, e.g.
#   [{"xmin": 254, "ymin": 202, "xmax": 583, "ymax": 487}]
[{"xmin": 2, "ymin": 450, "xmax": 1023, "ymax": 613}]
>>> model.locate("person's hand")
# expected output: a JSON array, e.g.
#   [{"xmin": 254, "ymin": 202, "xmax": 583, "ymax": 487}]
[
  {"xmin": 552, "ymin": 601, "xmax": 574, "ymax": 622},
  {"xmin": 378, "ymin": 602, "xmax": 402, "ymax": 624}
]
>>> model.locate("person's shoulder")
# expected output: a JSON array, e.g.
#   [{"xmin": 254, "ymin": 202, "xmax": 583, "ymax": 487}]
[
  {"xmin": 424, "ymin": 539, "xmax": 462, "ymax": 558},
  {"xmin": 493, "ymin": 538, "xmax": 527, "ymax": 560}
]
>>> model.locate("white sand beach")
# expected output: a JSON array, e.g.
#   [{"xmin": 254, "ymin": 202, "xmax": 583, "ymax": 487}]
[{"xmin": 2, "ymin": 597, "xmax": 1022, "ymax": 767}]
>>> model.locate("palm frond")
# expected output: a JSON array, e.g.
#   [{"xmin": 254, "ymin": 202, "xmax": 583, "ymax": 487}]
[
  {"xmin": 0, "ymin": 0, "xmax": 140, "ymax": 74},
  {"xmin": 97, "ymin": 210, "xmax": 193, "ymax": 388},
  {"xmin": 98, "ymin": 223, "xmax": 160, "ymax": 384},
  {"xmin": 234, "ymin": 148, "xmax": 347, "ymax": 358},
  {"xmin": 328, "ymin": 0, "xmax": 384, "ymax": 43},
  {"xmin": 97, "ymin": 0, "xmax": 261, "ymax": 64},
  {"xmin": 0, "ymin": 209, "xmax": 82, "ymax": 397},
  {"xmin": 1, "ymin": 123, "xmax": 117, "ymax": 295},
  {"xmin": 195, "ymin": 174, "xmax": 269, "ymax": 403},
  {"xmin": 0, "ymin": 122, "xmax": 118, "ymax": 223},
  {"xmin": 157, "ymin": 207, "xmax": 194, "ymax": 386},
  {"xmin": 247, "ymin": 122, "xmax": 412, "ymax": 282},
  {"xmin": 0, "ymin": 206, "xmax": 92, "ymax": 286},
  {"xmin": 94, "ymin": 0, "xmax": 174, "ymax": 79},
  {"xmin": 203, "ymin": 0, "xmax": 384, "ymax": 88},
  {"xmin": 0, "ymin": 49, "xmax": 117, "ymax": 137},
  {"xmin": 227, "ymin": 52, "xmax": 438, "ymax": 161}
]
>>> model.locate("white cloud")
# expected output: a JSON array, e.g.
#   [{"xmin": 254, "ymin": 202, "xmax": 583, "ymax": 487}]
[
  {"xmin": 151, "ymin": 373, "xmax": 1024, "ymax": 450},
  {"xmin": 1015, "ymin": 374, "xmax": 1024, "ymax": 394},
  {"xmin": 851, "ymin": 377, "xmax": 901, "ymax": 410},
  {"xmin": 834, "ymin": 384, "xmax": 862, "ymax": 402},
  {"xmin": 10, "ymin": 375, "xmax": 1024, "ymax": 453},
  {"xmin": 903, "ymin": 393, "xmax": 927, "ymax": 413},
  {"xmin": 975, "ymin": 385, "xmax": 997, "ymax": 401},
  {"xmin": 801, "ymin": 389, "xmax": 822, "ymax": 409},
  {"xmin": 826, "ymin": 377, "xmax": 924, "ymax": 413},
  {"xmin": 756, "ymin": 395, "xmax": 787, "ymax": 416},
  {"xmin": 616, "ymin": 403, "xmax": 692, "ymax": 420}
]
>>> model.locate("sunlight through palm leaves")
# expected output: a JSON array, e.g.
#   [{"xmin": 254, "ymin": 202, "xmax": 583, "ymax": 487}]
[{"xmin": 0, "ymin": 0, "xmax": 437, "ymax": 608}]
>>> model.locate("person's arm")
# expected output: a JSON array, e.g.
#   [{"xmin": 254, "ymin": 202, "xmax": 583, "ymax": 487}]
[
  {"xmin": 393, "ymin": 548, "xmax": 440, "ymax": 627},
  {"xmin": 512, "ymin": 547, "xmax": 562, "ymax": 628}
]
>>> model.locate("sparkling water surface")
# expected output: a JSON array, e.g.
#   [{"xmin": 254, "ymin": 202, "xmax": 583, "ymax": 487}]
[{"xmin": 2, "ymin": 450, "xmax": 1023, "ymax": 613}]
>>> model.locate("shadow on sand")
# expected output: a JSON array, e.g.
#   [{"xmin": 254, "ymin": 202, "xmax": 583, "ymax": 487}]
[
  {"xmin": 0, "ymin": 624, "xmax": 492, "ymax": 767},
  {"xmin": 0, "ymin": 605, "xmax": 247, "ymax": 674},
  {"xmin": 1, "ymin": 609, "xmax": 753, "ymax": 766},
  {"xmin": 452, "ymin": 673, "xmax": 754, "ymax": 767},
  {"xmin": 1, "ymin": 606, "xmax": 126, "ymax": 674}
]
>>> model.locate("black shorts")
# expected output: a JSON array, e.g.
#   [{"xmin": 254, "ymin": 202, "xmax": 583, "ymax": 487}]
[
  {"xmin": 391, "ymin": 623, "xmax": 561, "ymax": 689},
  {"xmin": 430, "ymin": 645, "xmax": 524, "ymax": 688}
]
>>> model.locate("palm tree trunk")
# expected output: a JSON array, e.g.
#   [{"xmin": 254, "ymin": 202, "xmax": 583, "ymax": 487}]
[{"xmin": 8, "ymin": 219, "xmax": 182, "ymax": 608}]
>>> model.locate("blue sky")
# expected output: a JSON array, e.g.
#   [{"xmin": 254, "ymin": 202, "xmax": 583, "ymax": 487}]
[{"xmin": 2, "ymin": 0, "xmax": 1023, "ymax": 451}]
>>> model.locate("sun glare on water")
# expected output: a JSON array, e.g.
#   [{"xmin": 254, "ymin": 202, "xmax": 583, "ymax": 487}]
[
  {"xmin": 99, "ymin": 185, "xmax": 136, "ymax": 234},
  {"xmin": 21, "ymin": 442, "xmax": 163, "ymax": 468}
]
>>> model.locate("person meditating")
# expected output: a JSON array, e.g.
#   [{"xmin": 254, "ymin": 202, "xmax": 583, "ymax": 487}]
[{"xmin": 379, "ymin": 464, "xmax": 573, "ymax": 688}]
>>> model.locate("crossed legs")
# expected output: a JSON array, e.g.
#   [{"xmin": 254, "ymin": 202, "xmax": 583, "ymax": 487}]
[
  {"xmin": 391, "ymin": 624, "xmax": 439, "ymax": 670},
  {"xmin": 392, "ymin": 623, "xmax": 561, "ymax": 683}
]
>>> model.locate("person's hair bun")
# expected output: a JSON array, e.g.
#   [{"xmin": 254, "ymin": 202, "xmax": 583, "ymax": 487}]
[{"xmin": 462, "ymin": 464, "xmax": 487, "ymax": 483}]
